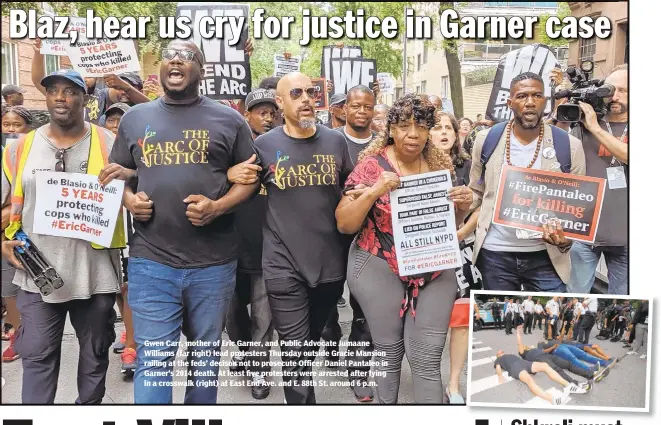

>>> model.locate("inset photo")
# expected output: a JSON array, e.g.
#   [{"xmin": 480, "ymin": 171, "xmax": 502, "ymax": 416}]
[{"xmin": 467, "ymin": 291, "xmax": 651, "ymax": 412}]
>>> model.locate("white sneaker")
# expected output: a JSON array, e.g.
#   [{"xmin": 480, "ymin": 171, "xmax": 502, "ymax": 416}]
[
  {"xmin": 552, "ymin": 394, "xmax": 569, "ymax": 405},
  {"xmin": 566, "ymin": 383, "xmax": 587, "ymax": 394},
  {"xmin": 627, "ymin": 351, "xmax": 637, "ymax": 355}
]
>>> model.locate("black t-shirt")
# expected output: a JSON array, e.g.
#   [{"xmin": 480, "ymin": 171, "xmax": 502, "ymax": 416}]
[
  {"xmin": 571, "ymin": 122, "xmax": 628, "ymax": 246},
  {"xmin": 494, "ymin": 354, "xmax": 530, "ymax": 374},
  {"xmin": 454, "ymin": 159, "xmax": 472, "ymax": 187},
  {"xmin": 254, "ymin": 125, "xmax": 354, "ymax": 286},
  {"xmin": 521, "ymin": 348, "xmax": 546, "ymax": 362},
  {"xmin": 336, "ymin": 126, "xmax": 375, "ymax": 166},
  {"xmin": 84, "ymin": 87, "xmax": 111, "ymax": 124},
  {"xmin": 235, "ymin": 185, "xmax": 267, "ymax": 274},
  {"xmin": 110, "ymin": 96, "xmax": 256, "ymax": 268}
]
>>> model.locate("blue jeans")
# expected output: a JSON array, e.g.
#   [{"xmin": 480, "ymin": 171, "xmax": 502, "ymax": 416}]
[
  {"xmin": 476, "ymin": 249, "xmax": 566, "ymax": 292},
  {"xmin": 554, "ymin": 344, "xmax": 609, "ymax": 372},
  {"xmin": 568, "ymin": 243, "xmax": 628, "ymax": 294},
  {"xmin": 128, "ymin": 257, "xmax": 236, "ymax": 404}
]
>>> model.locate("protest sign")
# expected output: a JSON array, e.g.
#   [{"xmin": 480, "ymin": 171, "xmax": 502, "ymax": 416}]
[
  {"xmin": 64, "ymin": 36, "xmax": 141, "ymax": 77},
  {"xmin": 274, "ymin": 54, "xmax": 301, "ymax": 77},
  {"xmin": 492, "ymin": 165, "xmax": 606, "ymax": 243},
  {"xmin": 321, "ymin": 45, "xmax": 362, "ymax": 79},
  {"xmin": 485, "ymin": 43, "xmax": 559, "ymax": 122},
  {"xmin": 377, "ymin": 72, "xmax": 394, "ymax": 95},
  {"xmin": 311, "ymin": 78, "xmax": 328, "ymax": 110},
  {"xmin": 40, "ymin": 16, "xmax": 86, "ymax": 56},
  {"xmin": 176, "ymin": 3, "xmax": 251, "ymax": 100},
  {"xmin": 33, "ymin": 172, "xmax": 125, "ymax": 248},
  {"xmin": 391, "ymin": 170, "xmax": 462, "ymax": 277},
  {"xmin": 329, "ymin": 58, "xmax": 377, "ymax": 96}
]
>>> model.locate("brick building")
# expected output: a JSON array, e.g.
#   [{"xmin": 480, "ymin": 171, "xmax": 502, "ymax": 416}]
[{"xmin": 1, "ymin": 17, "xmax": 74, "ymax": 109}]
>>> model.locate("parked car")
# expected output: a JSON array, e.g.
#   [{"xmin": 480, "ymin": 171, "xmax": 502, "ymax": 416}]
[{"xmin": 474, "ymin": 301, "xmax": 506, "ymax": 331}]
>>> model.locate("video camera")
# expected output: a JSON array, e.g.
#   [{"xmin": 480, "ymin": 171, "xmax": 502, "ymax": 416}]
[{"xmin": 554, "ymin": 60, "xmax": 615, "ymax": 123}]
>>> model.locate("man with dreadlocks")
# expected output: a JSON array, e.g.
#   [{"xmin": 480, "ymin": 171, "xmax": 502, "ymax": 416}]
[
  {"xmin": 335, "ymin": 94, "xmax": 473, "ymax": 404},
  {"xmin": 467, "ymin": 72, "xmax": 586, "ymax": 292}
]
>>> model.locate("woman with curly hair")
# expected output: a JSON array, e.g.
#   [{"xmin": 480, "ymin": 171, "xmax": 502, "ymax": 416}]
[{"xmin": 335, "ymin": 94, "xmax": 473, "ymax": 403}]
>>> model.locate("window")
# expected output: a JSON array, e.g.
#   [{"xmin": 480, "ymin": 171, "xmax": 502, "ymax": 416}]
[
  {"xmin": 396, "ymin": 87, "xmax": 403, "ymax": 99},
  {"xmin": 441, "ymin": 76, "xmax": 449, "ymax": 98},
  {"xmin": 417, "ymin": 54, "xmax": 421, "ymax": 71},
  {"xmin": 423, "ymin": 44, "xmax": 428, "ymax": 64},
  {"xmin": 1, "ymin": 42, "xmax": 19, "ymax": 86},
  {"xmin": 421, "ymin": 80, "xmax": 427, "ymax": 94},
  {"xmin": 44, "ymin": 54, "xmax": 61, "ymax": 75},
  {"xmin": 578, "ymin": 19, "xmax": 597, "ymax": 64}
]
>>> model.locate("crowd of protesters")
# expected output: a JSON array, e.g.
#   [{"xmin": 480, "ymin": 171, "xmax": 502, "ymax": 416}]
[{"xmin": 1, "ymin": 32, "xmax": 628, "ymax": 406}]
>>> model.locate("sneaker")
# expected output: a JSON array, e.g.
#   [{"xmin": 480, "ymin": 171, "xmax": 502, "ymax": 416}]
[
  {"xmin": 229, "ymin": 353, "xmax": 245, "ymax": 374},
  {"xmin": 579, "ymin": 382, "xmax": 592, "ymax": 392},
  {"xmin": 337, "ymin": 296, "xmax": 347, "ymax": 308},
  {"xmin": 640, "ymin": 354, "xmax": 647, "ymax": 360},
  {"xmin": 565, "ymin": 383, "xmax": 587, "ymax": 394},
  {"xmin": 627, "ymin": 351, "xmax": 637, "ymax": 355},
  {"xmin": 594, "ymin": 367, "xmax": 610, "ymax": 383},
  {"xmin": 121, "ymin": 348, "xmax": 137, "ymax": 372},
  {"xmin": 113, "ymin": 331, "xmax": 127, "ymax": 354},
  {"xmin": 251, "ymin": 373, "xmax": 270, "ymax": 400},
  {"xmin": 552, "ymin": 394, "xmax": 569, "ymax": 405},
  {"xmin": 351, "ymin": 378, "xmax": 374, "ymax": 402},
  {"xmin": 2, "ymin": 332, "xmax": 19, "ymax": 362}
]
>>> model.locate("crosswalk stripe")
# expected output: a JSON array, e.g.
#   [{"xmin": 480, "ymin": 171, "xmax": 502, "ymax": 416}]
[
  {"xmin": 471, "ymin": 356, "xmax": 497, "ymax": 367},
  {"xmin": 472, "ymin": 347, "xmax": 492, "ymax": 353},
  {"xmin": 524, "ymin": 387, "xmax": 571, "ymax": 406},
  {"xmin": 469, "ymin": 373, "xmax": 512, "ymax": 396},
  {"xmin": 473, "ymin": 341, "xmax": 483, "ymax": 345}
]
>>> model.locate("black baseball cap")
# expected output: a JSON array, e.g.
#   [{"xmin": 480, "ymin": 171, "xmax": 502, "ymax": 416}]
[
  {"xmin": 40, "ymin": 69, "xmax": 87, "ymax": 93},
  {"xmin": 245, "ymin": 89, "xmax": 278, "ymax": 111},
  {"xmin": 119, "ymin": 72, "xmax": 143, "ymax": 91},
  {"xmin": 329, "ymin": 93, "xmax": 347, "ymax": 107},
  {"xmin": 105, "ymin": 102, "xmax": 131, "ymax": 116},
  {"xmin": 1, "ymin": 85, "xmax": 26, "ymax": 97}
]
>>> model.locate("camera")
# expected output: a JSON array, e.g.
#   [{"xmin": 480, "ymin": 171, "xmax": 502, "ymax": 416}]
[{"xmin": 554, "ymin": 60, "xmax": 615, "ymax": 123}]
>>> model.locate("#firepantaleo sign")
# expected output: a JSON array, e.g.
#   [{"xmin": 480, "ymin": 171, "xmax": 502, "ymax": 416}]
[
  {"xmin": 176, "ymin": 3, "xmax": 251, "ymax": 100},
  {"xmin": 485, "ymin": 43, "xmax": 559, "ymax": 122},
  {"xmin": 493, "ymin": 166, "xmax": 606, "ymax": 243},
  {"xmin": 390, "ymin": 170, "xmax": 461, "ymax": 277},
  {"xmin": 33, "ymin": 172, "xmax": 125, "ymax": 248}
]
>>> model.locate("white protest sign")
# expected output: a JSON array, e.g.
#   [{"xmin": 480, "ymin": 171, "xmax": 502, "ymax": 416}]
[
  {"xmin": 329, "ymin": 58, "xmax": 377, "ymax": 96},
  {"xmin": 390, "ymin": 170, "xmax": 461, "ymax": 277},
  {"xmin": 40, "ymin": 16, "xmax": 87, "ymax": 56},
  {"xmin": 33, "ymin": 172, "xmax": 125, "ymax": 248},
  {"xmin": 64, "ymin": 35, "xmax": 141, "ymax": 77},
  {"xmin": 377, "ymin": 72, "xmax": 394, "ymax": 95},
  {"xmin": 274, "ymin": 54, "xmax": 301, "ymax": 77}
]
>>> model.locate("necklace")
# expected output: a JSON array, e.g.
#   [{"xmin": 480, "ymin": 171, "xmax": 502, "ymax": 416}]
[
  {"xmin": 392, "ymin": 146, "xmax": 422, "ymax": 176},
  {"xmin": 505, "ymin": 119, "xmax": 543, "ymax": 168}
]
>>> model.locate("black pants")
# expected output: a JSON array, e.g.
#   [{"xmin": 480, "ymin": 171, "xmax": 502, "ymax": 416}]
[
  {"xmin": 615, "ymin": 320, "xmax": 626, "ymax": 338},
  {"xmin": 492, "ymin": 312, "xmax": 502, "ymax": 329},
  {"xmin": 322, "ymin": 293, "xmax": 374, "ymax": 379},
  {"xmin": 15, "ymin": 290, "xmax": 116, "ymax": 404},
  {"xmin": 533, "ymin": 313, "xmax": 542, "ymax": 330},
  {"xmin": 578, "ymin": 313, "xmax": 596, "ymax": 344},
  {"xmin": 265, "ymin": 277, "xmax": 344, "ymax": 404},
  {"xmin": 505, "ymin": 313, "xmax": 513, "ymax": 334},
  {"xmin": 573, "ymin": 316, "xmax": 583, "ymax": 340},
  {"xmin": 524, "ymin": 312, "xmax": 533, "ymax": 333},
  {"xmin": 513, "ymin": 312, "xmax": 521, "ymax": 329},
  {"xmin": 539, "ymin": 353, "xmax": 592, "ymax": 382}
]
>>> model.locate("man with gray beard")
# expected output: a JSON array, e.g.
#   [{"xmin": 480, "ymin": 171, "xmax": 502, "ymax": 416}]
[{"xmin": 248, "ymin": 72, "xmax": 354, "ymax": 404}]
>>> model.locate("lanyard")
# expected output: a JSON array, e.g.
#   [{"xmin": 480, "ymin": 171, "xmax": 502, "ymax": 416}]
[{"xmin": 604, "ymin": 121, "xmax": 628, "ymax": 166}]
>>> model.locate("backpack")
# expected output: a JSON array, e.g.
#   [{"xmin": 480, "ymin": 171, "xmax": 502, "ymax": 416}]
[{"xmin": 478, "ymin": 121, "xmax": 571, "ymax": 184}]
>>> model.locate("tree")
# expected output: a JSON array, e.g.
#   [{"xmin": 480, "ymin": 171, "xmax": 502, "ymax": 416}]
[
  {"xmin": 537, "ymin": 2, "xmax": 571, "ymax": 47},
  {"xmin": 438, "ymin": 2, "xmax": 463, "ymax": 118}
]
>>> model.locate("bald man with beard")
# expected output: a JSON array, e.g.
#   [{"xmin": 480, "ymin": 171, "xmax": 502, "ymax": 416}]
[
  {"xmin": 241, "ymin": 72, "xmax": 355, "ymax": 404},
  {"xmin": 108, "ymin": 39, "xmax": 258, "ymax": 404}
]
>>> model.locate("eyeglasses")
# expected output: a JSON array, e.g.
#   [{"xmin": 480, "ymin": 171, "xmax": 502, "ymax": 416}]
[
  {"xmin": 55, "ymin": 149, "xmax": 66, "ymax": 172},
  {"xmin": 162, "ymin": 49, "xmax": 203, "ymax": 66},
  {"xmin": 289, "ymin": 87, "xmax": 319, "ymax": 100}
]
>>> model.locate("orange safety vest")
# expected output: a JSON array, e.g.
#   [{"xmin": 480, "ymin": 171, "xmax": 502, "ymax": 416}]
[{"xmin": 2, "ymin": 124, "xmax": 126, "ymax": 249}]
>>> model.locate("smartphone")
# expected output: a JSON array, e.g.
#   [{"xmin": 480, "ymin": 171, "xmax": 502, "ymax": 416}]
[{"xmin": 147, "ymin": 74, "xmax": 158, "ymax": 83}]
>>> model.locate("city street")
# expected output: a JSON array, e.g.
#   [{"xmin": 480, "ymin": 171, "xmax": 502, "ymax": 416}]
[
  {"xmin": 468, "ymin": 324, "xmax": 648, "ymax": 409},
  {"xmin": 1, "ymin": 285, "xmax": 466, "ymax": 404}
]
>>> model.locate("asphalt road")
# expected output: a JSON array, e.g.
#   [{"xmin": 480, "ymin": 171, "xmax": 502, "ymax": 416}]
[
  {"xmin": 469, "ymin": 324, "xmax": 648, "ymax": 408},
  {"xmin": 1, "ymin": 285, "xmax": 466, "ymax": 404}
]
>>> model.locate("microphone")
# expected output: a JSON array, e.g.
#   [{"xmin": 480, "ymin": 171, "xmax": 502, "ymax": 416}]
[{"xmin": 554, "ymin": 89, "xmax": 573, "ymax": 100}]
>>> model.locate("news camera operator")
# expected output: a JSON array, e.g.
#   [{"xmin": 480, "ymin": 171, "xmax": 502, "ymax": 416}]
[{"xmin": 564, "ymin": 64, "xmax": 628, "ymax": 295}]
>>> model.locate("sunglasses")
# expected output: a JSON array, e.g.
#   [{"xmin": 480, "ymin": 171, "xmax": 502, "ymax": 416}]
[
  {"xmin": 162, "ymin": 49, "xmax": 203, "ymax": 66},
  {"xmin": 290, "ymin": 87, "xmax": 319, "ymax": 100},
  {"xmin": 55, "ymin": 149, "xmax": 66, "ymax": 172}
]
